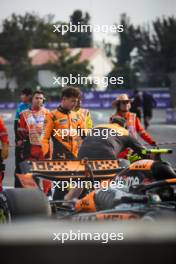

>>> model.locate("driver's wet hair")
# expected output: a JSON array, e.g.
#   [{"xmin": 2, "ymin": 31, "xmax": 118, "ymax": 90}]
[{"xmin": 61, "ymin": 86, "xmax": 81, "ymax": 99}]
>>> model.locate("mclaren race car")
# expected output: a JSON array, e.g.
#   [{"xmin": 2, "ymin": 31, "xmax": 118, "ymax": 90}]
[{"xmin": 0, "ymin": 149, "xmax": 176, "ymax": 223}]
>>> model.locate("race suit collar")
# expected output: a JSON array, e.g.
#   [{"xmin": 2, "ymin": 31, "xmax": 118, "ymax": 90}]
[{"xmin": 57, "ymin": 105, "xmax": 71, "ymax": 114}]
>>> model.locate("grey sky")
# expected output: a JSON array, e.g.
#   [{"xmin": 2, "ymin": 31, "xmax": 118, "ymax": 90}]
[{"xmin": 1, "ymin": 0, "xmax": 176, "ymax": 42}]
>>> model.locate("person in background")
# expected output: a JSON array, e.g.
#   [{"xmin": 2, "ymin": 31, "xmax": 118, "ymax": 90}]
[
  {"xmin": 110, "ymin": 94, "xmax": 157, "ymax": 159},
  {"xmin": 14, "ymin": 88, "xmax": 32, "ymax": 187},
  {"xmin": 143, "ymin": 92, "xmax": 156, "ymax": 130},
  {"xmin": 14, "ymin": 88, "xmax": 32, "ymax": 139},
  {"xmin": 74, "ymin": 96, "xmax": 93, "ymax": 129},
  {"xmin": 74, "ymin": 96, "xmax": 93, "ymax": 149},
  {"xmin": 0, "ymin": 116, "xmax": 9, "ymax": 191},
  {"xmin": 130, "ymin": 90, "xmax": 142, "ymax": 120},
  {"xmin": 17, "ymin": 90, "xmax": 50, "ymax": 194}
]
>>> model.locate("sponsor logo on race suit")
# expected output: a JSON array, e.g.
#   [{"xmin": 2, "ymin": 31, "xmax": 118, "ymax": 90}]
[
  {"xmin": 24, "ymin": 109, "xmax": 48, "ymax": 145},
  {"xmin": 71, "ymin": 118, "xmax": 78, "ymax": 122},
  {"xmin": 59, "ymin": 119, "xmax": 67, "ymax": 125},
  {"xmin": 27, "ymin": 113, "xmax": 45, "ymax": 126}
]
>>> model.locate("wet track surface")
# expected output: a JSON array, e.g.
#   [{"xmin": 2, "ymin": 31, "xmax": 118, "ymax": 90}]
[{"xmin": 2, "ymin": 109, "xmax": 176, "ymax": 187}]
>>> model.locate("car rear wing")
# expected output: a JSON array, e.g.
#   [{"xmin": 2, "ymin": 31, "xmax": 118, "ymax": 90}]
[
  {"xmin": 20, "ymin": 159, "xmax": 123, "ymax": 176},
  {"xmin": 16, "ymin": 159, "xmax": 124, "ymax": 188}
]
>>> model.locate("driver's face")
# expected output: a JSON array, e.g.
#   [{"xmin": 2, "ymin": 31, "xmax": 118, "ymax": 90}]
[{"xmin": 61, "ymin": 97, "xmax": 78, "ymax": 111}]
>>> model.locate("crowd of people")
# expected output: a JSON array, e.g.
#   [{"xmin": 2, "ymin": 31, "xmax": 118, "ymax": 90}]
[{"xmin": 0, "ymin": 87, "xmax": 156, "ymax": 198}]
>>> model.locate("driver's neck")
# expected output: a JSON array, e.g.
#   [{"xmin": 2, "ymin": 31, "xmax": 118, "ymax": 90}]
[
  {"xmin": 59, "ymin": 104, "xmax": 70, "ymax": 114},
  {"xmin": 32, "ymin": 105, "xmax": 41, "ymax": 111}
]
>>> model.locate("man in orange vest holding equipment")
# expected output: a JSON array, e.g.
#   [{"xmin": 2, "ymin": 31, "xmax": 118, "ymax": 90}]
[
  {"xmin": 110, "ymin": 94, "xmax": 156, "ymax": 158},
  {"xmin": 17, "ymin": 90, "xmax": 50, "ymax": 193},
  {"xmin": 0, "ymin": 116, "xmax": 9, "ymax": 191}
]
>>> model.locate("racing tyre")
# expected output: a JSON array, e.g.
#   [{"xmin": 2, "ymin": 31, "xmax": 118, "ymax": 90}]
[{"xmin": 3, "ymin": 188, "xmax": 51, "ymax": 219}]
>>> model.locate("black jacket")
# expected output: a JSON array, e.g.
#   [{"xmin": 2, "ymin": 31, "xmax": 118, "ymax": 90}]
[{"xmin": 78, "ymin": 127, "xmax": 145, "ymax": 160}]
